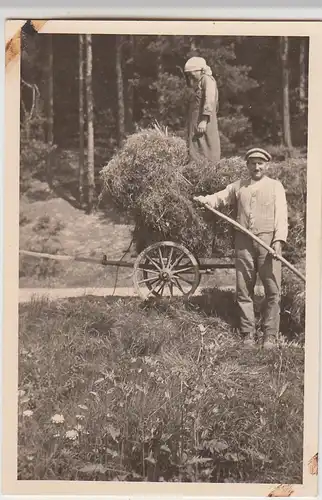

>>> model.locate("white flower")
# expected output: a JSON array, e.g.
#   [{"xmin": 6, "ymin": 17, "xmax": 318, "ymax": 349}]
[
  {"xmin": 18, "ymin": 389, "xmax": 26, "ymax": 398},
  {"xmin": 65, "ymin": 429, "xmax": 78, "ymax": 441},
  {"xmin": 75, "ymin": 414, "xmax": 85, "ymax": 421},
  {"xmin": 23, "ymin": 410, "xmax": 33, "ymax": 417},
  {"xmin": 51, "ymin": 414, "xmax": 65, "ymax": 424},
  {"xmin": 78, "ymin": 404, "xmax": 88, "ymax": 411},
  {"xmin": 198, "ymin": 324, "xmax": 206, "ymax": 334},
  {"xmin": 75, "ymin": 424, "xmax": 84, "ymax": 432}
]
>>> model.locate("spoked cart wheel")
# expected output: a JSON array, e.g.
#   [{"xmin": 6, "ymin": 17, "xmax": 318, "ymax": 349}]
[{"xmin": 133, "ymin": 241, "xmax": 201, "ymax": 300}]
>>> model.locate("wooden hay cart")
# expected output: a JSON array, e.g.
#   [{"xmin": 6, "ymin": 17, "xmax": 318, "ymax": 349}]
[{"xmin": 20, "ymin": 204, "xmax": 305, "ymax": 300}]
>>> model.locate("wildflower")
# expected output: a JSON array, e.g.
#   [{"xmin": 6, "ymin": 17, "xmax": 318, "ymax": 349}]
[
  {"xmin": 94, "ymin": 378, "xmax": 105, "ymax": 385},
  {"xmin": 18, "ymin": 389, "xmax": 26, "ymax": 398},
  {"xmin": 131, "ymin": 357, "xmax": 137, "ymax": 363},
  {"xmin": 51, "ymin": 414, "xmax": 65, "ymax": 424},
  {"xmin": 27, "ymin": 455, "xmax": 34, "ymax": 461},
  {"xmin": 53, "ymin": 433, "xmax": 61, "ymax": 438},
  {"xmin": 65, "ymin": 429, "xmax": 78, "ymax": 441},
  {"xmin": 78, "ymin": 404, "xmax": 88, "ymax": 411},
  {"xmin": 75, "ymin": 424, "xmax": 84, "ymax": 432},
  {"xmin": 23, "ymin": 410, "xmax": 33, "ymax": 417},
  {"xmin": 75, "ymin": 414, "xmax": 85, "ymax": 421},
  {"xmin": 21, "ymin": 348, "xmax": 32, "ymax": 358},
  {"xmin": 198, "ymin": 324, "xmax": 206, "ymax": 334}
]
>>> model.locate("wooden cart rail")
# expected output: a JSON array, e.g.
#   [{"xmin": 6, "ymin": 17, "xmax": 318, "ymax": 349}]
[{"xmin": 19, "ymin": 249, "xmax": 235, "ymax": 271}]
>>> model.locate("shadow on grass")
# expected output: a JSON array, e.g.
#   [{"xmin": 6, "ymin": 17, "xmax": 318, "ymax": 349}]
[
  {"xmin": 48, "ymin": 285, "xmax": 305, "ymax": 343},
  {"xmin": 189, "ymin": 287, "xmax": 304, "ymax": 342}
]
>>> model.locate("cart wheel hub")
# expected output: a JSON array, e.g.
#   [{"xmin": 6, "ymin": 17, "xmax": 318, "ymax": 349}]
[{"xmin": 161, "ymin": 271, "xmax": 171, "ymax": 281}]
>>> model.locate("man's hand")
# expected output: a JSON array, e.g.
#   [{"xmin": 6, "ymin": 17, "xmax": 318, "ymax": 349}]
[
  {"xmin": 197, "ymin": 120, "xmax": 207, "ymax": 134},
  {"xmin": 193, "ymin": 195, "xmax": 207, "ymax": 205},
  {"xmin": 272, "ymin": 241, "xmax": 282, "ymax": 259}
]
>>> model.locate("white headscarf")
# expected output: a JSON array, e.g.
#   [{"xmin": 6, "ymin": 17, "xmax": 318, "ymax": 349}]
[{"xmin": 184, "ymin": 56, "xmax": 213, "ymax": 76}]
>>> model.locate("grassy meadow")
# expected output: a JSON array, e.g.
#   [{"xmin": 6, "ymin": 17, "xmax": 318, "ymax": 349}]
[{"xmin": 18, "ymin": 295, "xmax": 304, "ymax": 483}]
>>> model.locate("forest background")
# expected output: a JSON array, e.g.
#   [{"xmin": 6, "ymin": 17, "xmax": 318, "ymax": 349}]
[{"xmin": 20, "ymin": 30, "xmax": 308, "ymax": 213}]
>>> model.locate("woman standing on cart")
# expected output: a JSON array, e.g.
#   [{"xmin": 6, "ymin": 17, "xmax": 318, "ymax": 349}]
[{"xmin": 184, "ymin": 56, "xmax": 221, "ymax": 163}]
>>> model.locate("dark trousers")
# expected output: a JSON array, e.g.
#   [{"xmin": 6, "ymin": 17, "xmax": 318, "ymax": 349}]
[{"xmin": 235, "ymin": 232, "xmax": 282, "ymax": 337}]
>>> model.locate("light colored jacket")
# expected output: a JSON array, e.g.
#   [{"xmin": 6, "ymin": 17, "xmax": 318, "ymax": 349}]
[{"xmin": 203, "ymin": 175, "xmax": 288, "ymax": 243}]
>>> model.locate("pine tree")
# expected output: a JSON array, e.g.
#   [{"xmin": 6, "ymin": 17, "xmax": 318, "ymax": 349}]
[
  {"xmin": 116, "ymin": 35, "xmax": 126, "ymax": 146},
  {"xmin": 85, "ymin": 34, "xmax": 95, "ymax": 214},
  {"xmin": 78, "ymin": 34, "xmax": 85, "ymax": 206},
  {"xmin": 280, "ymin": 36, "xmax": 293, "ymax": 153},
  {"xmin": 299, "ymin": 38, "xmax": 306, "ymax": 115}
]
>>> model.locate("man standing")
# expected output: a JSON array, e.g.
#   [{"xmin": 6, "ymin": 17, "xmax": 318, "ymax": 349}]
[
  {"xmin": 194, "ymin": 148, "xmax": 288, "ymax": 346},
  {"xmin": 184, "ymin": 56, "xmax": 221, "ymax": 163}
]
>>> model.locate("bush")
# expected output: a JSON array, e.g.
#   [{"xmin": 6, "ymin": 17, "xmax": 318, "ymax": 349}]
[
  {"xmin": 19, "ymin": 215, "xmax": 65, "ymax": 280},
  {"xmin": 218, "ymin": 113, "xmax": 253, "ymax": 156},
  {"xmin": 280, "ymin": 268, "xmax": 306, "ymax": 338},
  {"xmin": 100, "ymin": 128, "xmax": 306, "ymax": 261}
]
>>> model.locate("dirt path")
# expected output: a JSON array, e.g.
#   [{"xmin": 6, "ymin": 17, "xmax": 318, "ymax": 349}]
[
  {"xmin": 20, "ymin": 179, "xmax": 135, "ymax": 289},
  {"xmin": 19, "ymin": 285, "xmax": 245, "ymax": 303}
]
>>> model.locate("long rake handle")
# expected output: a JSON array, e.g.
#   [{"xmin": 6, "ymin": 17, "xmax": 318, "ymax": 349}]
[
  {"xmin": 19, "ymin": 249, "xmax": 135, "ymax": 268},
  {"xmin": 201, "ymin": 202, "xmax": 306, "ymax": 284}
]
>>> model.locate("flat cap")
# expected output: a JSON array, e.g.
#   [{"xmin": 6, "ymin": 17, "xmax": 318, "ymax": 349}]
[{"xmin": 245, "ymin": 148, "xmax": 272, "ymax": 162}]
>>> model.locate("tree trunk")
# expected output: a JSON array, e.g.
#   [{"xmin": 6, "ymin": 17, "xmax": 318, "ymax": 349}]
[
  {"xmin": 125, "ymin": 35, "xmax": 134, "ymax": 134},
  {"xmin": 85, "ymin": 34, "xmax": 95, "ymax": 214},
  {"xmin": 116, "ymin": 35, "xmax": 125, "ymax": 146},
  {"xmin": 189, "ymin": 36, "xmax": 197, "ymax": 53},
  {"xmin": 79, "ymin": 34, "xmax": 85, "ymax": 207},
  {"xmin": 46, "ymin": 34, "xmax": 54, "ymax": 188},
  {"xmin": 299, "ymin": 38, "xmax": 306, "ymax": 114},
  {"xmin": 156, "ymin": 36, "xmax": 163, "ymax": 121},
  {"xmin": 280, "ymin": 36, "xmax": 293, "ymax": 153}
]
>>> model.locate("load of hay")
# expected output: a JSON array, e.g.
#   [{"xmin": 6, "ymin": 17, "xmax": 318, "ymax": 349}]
[{"xmin": 100, "ymin": 127, "xmax": 307, "ymax": 261}]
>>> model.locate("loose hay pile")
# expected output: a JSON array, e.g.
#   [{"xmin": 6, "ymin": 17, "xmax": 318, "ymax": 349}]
[
  {"xmin": 100, "ymin": 128, "xmax": 242, "ymax": 257},
  {"xmin": 100, "ymin": 127, "xmax": 307, "ymax": 261}
]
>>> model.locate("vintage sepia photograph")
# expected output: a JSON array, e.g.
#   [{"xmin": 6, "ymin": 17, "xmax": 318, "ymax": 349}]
[{"xmin": 3, "ymin": 19, "xmax": 321, "ymax": 496}]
